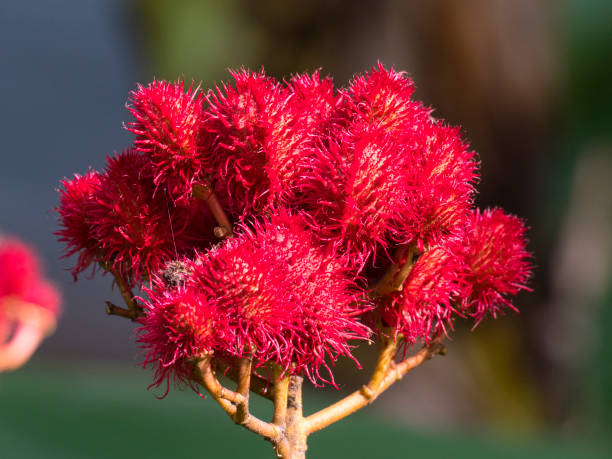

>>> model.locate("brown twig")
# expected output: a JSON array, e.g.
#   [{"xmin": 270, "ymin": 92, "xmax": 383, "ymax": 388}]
[
  {"xmin": 371, "ymin": 245, "xmax": 416, "ymax": 296},
  {"xmin": 280, "ymin": 375, "xmax": 306, "ymax": 459},
  {"xmin": 112, "ymin": 270, "xmax": 138, "ymax": 310},
  {"xmin": 272, "ymin": 366, "xmax": 290, "ymax": 428},
  {"xmin": 380, "ymin": 341, "xmax": 446, "ymax": 390},
  {"xmin": 304, "ymin": 340, "xmax": 445, "ymax": 435},
  {"xmin": 196, "ymin": 356, "xmax": 243, "ymax": 409},
  {"xmin": 215, "ymin": 358, "xmax": 275, "ymax": 400},
  {"xmin": 235, "ymin": 358, "xmax": 252, "ymax": 423},
  {"xmin": 192, "ymin": 183, "xmax": 233, "ymax": 238},
  {"xmin": 103, "ymin": 267, "xmax": 144, "ymax": 319},
  {"xmin": 105, "ymin": 302, "xmax": 140, "ymax": 320},
  {"xmin": 195, "ymin": 356, "xmax": 280, "ymax": 442},
  {"xmin": 360, "ymin": 335, "xmax": 398, "ymax": 398},
  {"xmin": 98, "ymin": 261, "xmax": 142, "ymax": 320}
]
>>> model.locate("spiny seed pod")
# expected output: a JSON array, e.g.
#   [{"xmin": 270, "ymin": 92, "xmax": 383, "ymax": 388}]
[
  {"xmin": 150, "ymin": 211, "xmax": 372, "ymax": 386},
  {"xmin": 90, "ymin": 150, "xmax": 184, "ymax": 286},
  {"xmin": 203, "ymin": 69, "xmax": 309, "ymax": 216},
  {"xmin": 298, "ymin": 122, "xmax": 411, "ymax": 263},
  {"xmin": 138, "ymin": 284, "xmax": 225, "ymax": 395},
  {"xmin": 398, "ymin": 121, "xmax": 479, "ymax": 251},
  {"xmin": 380, "ymin": 245, "xmax": 463, "ymax": 344},
  {"xmin": 457, "ymin": 208, "xmax": 532, "ymax": 322},
  {"xmin": 127, "ymin": 79, "xmax": 206, "ymax": 200},
  {"xmin": 56, "ymin": 170, "xmax": 102, "ymax": 279}
]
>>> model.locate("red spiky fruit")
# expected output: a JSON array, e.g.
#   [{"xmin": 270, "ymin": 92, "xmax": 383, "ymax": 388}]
[
  {"xmin": 56, "ymin": 170, "xmax": 102, "ymax": 279},
  {"xmin": 127, "ymin": 79, "xmax": 206, "ymax": 199},
  {"xmin": 458, "ymin": 208, "xmax": 532, "ymax": 322},
  {"xmin": 380, "ymin": 245, "xmax": 463, "ymax": 344}
]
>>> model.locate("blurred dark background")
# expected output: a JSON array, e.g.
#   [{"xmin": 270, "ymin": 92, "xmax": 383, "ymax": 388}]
[{"xmin": 1, "ymin": 0, "xmax": 610, "ymax": 457}]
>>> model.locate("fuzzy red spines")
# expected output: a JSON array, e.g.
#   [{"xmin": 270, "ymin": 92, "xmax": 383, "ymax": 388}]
[
  {"xmin": 458, "ymin": 208, "xmax": 532, "ymax": 322},
  {"xmin": 56, "ymin": 170, "xmax": 102, "ymax": 279},
  {"xmin": 91, "ymin": 150, "xmax": 193, "ymax": 287},
  {"xmin": 380, "ymin": 245, "xmax": 464, "ymax": 345},
  {"xmin": 126, "ymin": 79, "xmax": 206, "ymax": 199},
  {"xmin": 346, "ymin": 64, "xmax": 479, "ymax": 251},
  {"xmin": 57, "ymin": 153, "xmax": 216, "ymax": 289},
  {"xmin": 54, "ymin": 65, "xmax": 535, "ymax": 393},
  {"xmin": 346, "ymin": 63, "xmax": 429, "ymax": 132},
  {"xmin": 170, "ymin": 197, "xmax": 218, "ymax": 252},
  {"xmin": 171, "ymin": 212, "xmax": 371, "ymax": 385},
  {"xmin": 0, "ymin": 238, "xmax": 61, "ymax": 316},
  {"xmin": 398, "ymin": 121, "xmax": 479, "ymax": 251},
  {"xmin": 138, "ymin": 283, "xmax": 223, "ymax": 394},
  {"xmin": 294, "ymin": 65, "xmax": 434, "ymax": 262},
  {"xmin": 280, "ymin": 70, "xmax": 343, "ymax": 204},
  {"xmin": 298, "ymin": 122, "xmax": 411, "ymax": 262},
  {"xmin": 203, "ymin": 69, "xmax": 306, "ymax": 216},
  {"xmin": 286, "ymin": 70, "xmax": 341, "ymax": 134}
]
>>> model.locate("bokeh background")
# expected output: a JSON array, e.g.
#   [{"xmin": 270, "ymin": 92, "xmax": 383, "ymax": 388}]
[{"xmin": 1, "ymin": 0, "xmax": 611, "ymax": 457}]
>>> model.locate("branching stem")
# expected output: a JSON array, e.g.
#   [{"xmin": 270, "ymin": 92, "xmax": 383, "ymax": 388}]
[
  {"xmin": 195, "ymin": 356, "xmax": 281, "ymax": 442},
  {"xmin": 303, "ymin": 340, "xmax": 445, "ymax": 435},
  {"xmin": 104, "ymin": 268, "xmax": 143, "ymax": 319},
  {"xmin": 101, "ymin": 225, "xmax": 440, "ymax": 458},
  {"xmin": 105, "ymin": 302, "xmax": 138, "ymax": 320},
  {"xmin": 216, "ymin": 358, "xmax": 275, "ymax": 400}
]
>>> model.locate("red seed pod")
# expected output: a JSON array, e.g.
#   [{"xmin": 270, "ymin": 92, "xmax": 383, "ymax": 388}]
[
  {"xmin": 138, "ymin": 282, "xmax": 225, "ymax": 395},
  {"xmin": 457, "ymin": 208, "xmax": 532, "ymax": 323},
  {"xmin": 127, "ymin": 79, "xmax": 206, "ymax": 200},
  {"xmin": 203, "ymin": 69, "xmax": 311, "ymax": 216},
  {"xmin": 380, "ymin": 245, "xmax": 464, "ymax": 344},
  {"xmin": 91, "ymin": 150, "xmax": 188, "ymax": 286},
  {"xmin": 56, "ymin": 170, "xmax": 102, "ymax": 279}
]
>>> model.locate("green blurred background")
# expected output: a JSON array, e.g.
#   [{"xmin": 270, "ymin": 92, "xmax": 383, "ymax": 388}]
[{"xmin": 1, "ymin": 0, "xmax": 611, "ymax": 457}]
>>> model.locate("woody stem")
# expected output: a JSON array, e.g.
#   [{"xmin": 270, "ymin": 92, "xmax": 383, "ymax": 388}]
[
  {"xmin": 192, "ymin": 183, "xmax": 233, "ymax": 237},
  {"xmin": 272, "ymin": 366, "xmax": 290, "ymax": 427},
  {"xmin": 195, "ymin": 356, "xmax": 281, "ymax": 441},
  {"xmin": 215, "ymin": 358, "xmax": 275, "ymax": 400},
  {"xmin": 277, "ymin": 375, "xmax": 306, "ymax": 459},
  {"xmin": 303, "ymin": 340, "xmax": 444, "ymax": 435},
  {"xmin": 371, "ymin": 245, "xmax": 416, "ymax": 296}
]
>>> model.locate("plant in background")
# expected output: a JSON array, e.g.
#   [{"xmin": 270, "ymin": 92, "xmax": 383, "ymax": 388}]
[
  {"xmin": 56, "ymin": 64, "xmax": 532, "ymax": 458},
  {"xmin": 0, "ymin": 238, "xmax": 61, "ymax": 372}
]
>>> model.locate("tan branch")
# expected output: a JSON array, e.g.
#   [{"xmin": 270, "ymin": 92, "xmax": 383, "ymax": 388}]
[
  {"xmin": 371, "ymin": 245, "xmax": 416, "ymax": 296},
  {"xmin": 105, "ymin": 302, "xmax": 139, "ymax": 321},
  {"xmin": 272, "ymin": 366, "xmax": 290, "ymax": 428},
  {"xmin": 195, "ymin": 357, "xmax": 242, "ymax": 412},
  {"xmin": 101, "ymin": 267, "xmax": 144, "ymax": 320},
  {"xmin": 380, "ymin": 341, "xmax": 446, "ymax": 391},
  {"xmin": 192, "ymin": 183, "xmax": 233, "ymax": 238},
  {"xmin": 360, "ymin": 336, "xmax": 398, "ymax": 398},
  {"xmin": 215, "ymin": 358, "xmax": 275, "ymax": 400},
  {"xmin": 97, "ymin": 261, "xmax": 142, "ymax": 320},
  {"xmin": 280, "ymin": 375, "xmax": 306, "ymax": 459},
  {"xmin": 304, "ymin": 340, "xmax": 444, "ymax": 435},
  {"xmin": 112, "ymin": 270, "xmax": 137, "ymax": 310},
  {"xmin": 234, "ymin": 358, "xmax": 252, "ymax": 423},
  {"xmin": 195, "ymin": 356, "xmax": 281, "ymax": 442}
]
